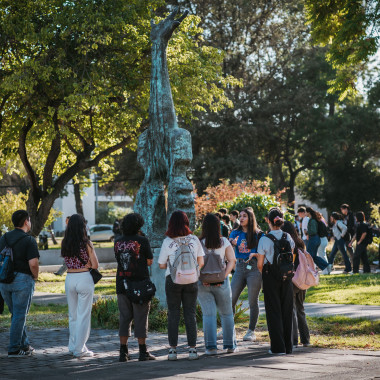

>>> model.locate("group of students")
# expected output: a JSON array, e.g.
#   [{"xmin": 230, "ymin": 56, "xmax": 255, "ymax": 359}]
[
  {"xmin": 58, "ymin": 206, "xmax": 312, "ymax": 361},
  {"xmin": 296, "ymin": 204, "xmax": 374, "ymax": 275}
]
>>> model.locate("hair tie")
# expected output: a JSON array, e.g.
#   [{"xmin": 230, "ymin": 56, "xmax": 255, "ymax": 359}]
[{"xmin": 274, "ymin": 216, "xmax": 283, "ymax": 223}]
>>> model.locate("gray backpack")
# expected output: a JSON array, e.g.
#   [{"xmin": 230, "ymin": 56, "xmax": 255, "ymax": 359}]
[
  {"xmin": 199, "ymin": 240, "xmax": 226, "ymax": 284},
  {"xmin": 169, "ymin": 237, "xmax": 199, "ymax": 284}
]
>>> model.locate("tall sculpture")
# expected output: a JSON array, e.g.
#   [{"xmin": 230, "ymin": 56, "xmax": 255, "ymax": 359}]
[{"xmin": 134, "ymin": 8, "xmax": 195, "ymax": 304}]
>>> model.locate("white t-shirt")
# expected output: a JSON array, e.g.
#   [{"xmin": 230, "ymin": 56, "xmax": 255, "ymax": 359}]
[
  {"xmin": 158, "ymin": 234, "xmax": 205, "ymax": 277},
  {"xmin": 301, "ymin": 216, "xmax": 310, "ymax": 240},
  {"xmin": 200, "ymin": 237, "xmax": 231, "ymax": 261},
  {"xmin": 257, "ymin": 230, "xmax": 295, "ymax": 264}
]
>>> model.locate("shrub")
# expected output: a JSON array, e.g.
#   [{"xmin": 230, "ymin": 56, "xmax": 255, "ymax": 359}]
[{"xmin": 219, "ymin": 193, "xmax": 294, "ymax": 232}]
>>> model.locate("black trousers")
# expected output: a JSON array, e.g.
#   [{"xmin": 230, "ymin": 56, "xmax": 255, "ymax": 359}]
[
  {"xmin": 353, "ymin": 243, "xmax": 371, "ymax": 273},
  {"xmin": 262, "ymin": 265, "xmax": 293, "ymax": 354},
  {"xmin": 292, "ymin": 286, "xmax": 310, "ymax": 345},
  {"xmin": 165, "ymin": 275, "xmax": 198, "ymax": 347}
]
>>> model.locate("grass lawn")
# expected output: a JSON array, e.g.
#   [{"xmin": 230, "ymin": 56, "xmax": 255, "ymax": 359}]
[{"xmin": 239, "ymin": 273, "xmax": 380, "ymax": 306}]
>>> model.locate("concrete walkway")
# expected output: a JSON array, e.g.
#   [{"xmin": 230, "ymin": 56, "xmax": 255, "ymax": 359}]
[
  {"xmin": 32, "ymin": 291, "xmax": 380, "ymax": 320},
  {"xmin": 1, "ymin": 328, "xmax": 380, "ymax": 379}
]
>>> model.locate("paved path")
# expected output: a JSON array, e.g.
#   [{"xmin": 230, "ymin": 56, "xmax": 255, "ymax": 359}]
[
  {"xmin": 1, "ymin": 329, "xmax": 379, "ymax": 379},
  {"xmin": 32, "ymin": 291, "xmax": 380, "ymax": 320}
]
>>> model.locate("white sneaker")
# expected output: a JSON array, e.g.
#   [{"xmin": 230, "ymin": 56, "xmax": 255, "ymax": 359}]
[
  {"xmin": 226, "ymin": 347, "xmax": 239, "ymax": 353},
  {"xmin": 75, "ymin": 350, "xmax": 94, "ymax": 358},
  {"xmin": 216, "ymin": 330, "xmax": 223, "ymax": 340},
  {"xmin": 168, "ymin": 348, "xmax": 177, "ymax": 361},
  {"xmin": 205, "ymin": 349, "xmax": 218, "ymax": 355},
  {"xmin": 268, "ymin": 350, "xmax": 285, "ymax": 355},
  {"xmin": 243, "ymin": 329, "xmax": 256, "ymax": 341},
  {"xmin": 327, "ymin": 264, "xmax": 333, "ymax": 274},
  {"xmin": 188, "ymin": 348, "xmax": 199, "ymax": 360},
  {"xmin": 322, "ymin": 268, "xmax": 329, "ymax": 275}
]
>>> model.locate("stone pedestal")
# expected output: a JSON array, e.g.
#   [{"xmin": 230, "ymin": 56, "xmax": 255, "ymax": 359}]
[{"xmin": 151, "ymin": 247, "xmax": 167, "ymax": 307}]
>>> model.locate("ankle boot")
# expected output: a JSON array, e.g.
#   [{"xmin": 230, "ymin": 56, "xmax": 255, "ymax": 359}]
[
  {"xmin": 119, "ymin": 345, "xmax": 129, "ymax": 362},
  {"xmin": 138, "ymin": 344, "xmax": 156, "ymax": 361}
]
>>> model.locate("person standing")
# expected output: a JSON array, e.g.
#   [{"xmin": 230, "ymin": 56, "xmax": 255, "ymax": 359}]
[
  {"xmin": 114, "ymin": 213, "xmax": 156, "ymax": 362},
  {"xmin": 328, "ymin": 212, "xmax": 352, "ymax": 274},
  {"xmin": 61, "ymin": 214, "xmax": 99, "ymax": 358},
  {"xmin": 0, "ymin": 210, "xmax": 39, "ymax": 357},
  {"xmin": 158, "ymin": 211, "xmax": 204, "ymax": 361},
  {"xmin": 316, "ymin": 212, "xmax": 329, "ymax": 264},
  {"xmin": 197, "ymin": 214, "xmax": 237, "ymax": 355},
  {"xmin": 281, "ymin": 221, "xmax": 311, "ymax": 348},
  {"xmin": 340, "ymin": 204, "xmax": 355, "ymax": 265},
  {"xmin": 306, "ymin": 207, "xmax": 331, "ymax": 273},
  {"xmin": 230, "ymin": 210, "xmax": 240, "ymax": 230},
  {"xmin": 349, "ymin": 212, "xmax": 371, "ymax": 274},
  {"xmin": 297, "ymin": 207, "xmax": 309, "ymax": 246},
  {"xmin": 229, "ymin": 208, "xmax": 263, "ymax": 342},
  {"xmin": 256, "ymin": 208, "xmax": 294, "ymax": 355}
]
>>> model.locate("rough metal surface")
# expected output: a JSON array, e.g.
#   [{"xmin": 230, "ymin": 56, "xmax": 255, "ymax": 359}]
[{"xmin": 134, "ymin": 8, "xmax": 195, "ymax": 303}]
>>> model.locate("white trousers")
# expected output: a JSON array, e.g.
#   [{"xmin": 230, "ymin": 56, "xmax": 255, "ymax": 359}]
[
  {"xmin": 317, "ymin": 237, "xmax": 329, "ymax": 263},
  {"xmin": 65, "ymin": 272, "xmax": 94, "ymax": 356}
]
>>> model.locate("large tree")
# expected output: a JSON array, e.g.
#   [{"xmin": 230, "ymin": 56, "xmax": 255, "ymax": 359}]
[
  {"xmin": 0, "ymin": 0, "xmax": 238, "ymax": 235},
  {"xmin": 305, "ymin": 0, "xmax": 380, "ymax": 99}
]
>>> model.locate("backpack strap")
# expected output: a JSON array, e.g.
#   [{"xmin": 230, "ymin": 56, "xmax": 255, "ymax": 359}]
[
  {"xmin": 200, "ymin": 240, "xmax": 217, "ymax": 256},
  {"xmin": 265, "ymin": 233, "xmax": 278, "ymax": 244}
]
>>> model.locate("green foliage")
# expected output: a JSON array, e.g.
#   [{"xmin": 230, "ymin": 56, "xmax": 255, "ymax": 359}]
[
  {"xmin": 219, "ymin": 193, "xmax": 294, "ymax": 232},
  {"xmin": 96, "ymin": 203, "xmax": 133, "ymax": 224},
  {"xmin": 305, "ymin": 0, "xmax": 379, "ymax": 99},
  {"xmin": 91, "ymin": 297, "xmax": 120, "ymax": 329},
  {"xmin": 0, "ymin": 190, "xmax": 61, "ymax": 232},
  {"xmin": 0, "ymin": 0, "xmax": 239, "ymax": 235}
]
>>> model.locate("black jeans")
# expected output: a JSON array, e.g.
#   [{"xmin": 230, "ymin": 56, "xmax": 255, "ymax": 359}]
[
  {"xmin": 292, "ymin": 286, "xmax": 310, "ymax": 345},
  {"xmin": 353, "ymin": 243, "xmax": 371, "ymax": 273},
  {"xmin": 165, "ymin": 275, "xmax": 198, "ymax": 347},
  {"xmin": 262, "ymin": 265, "xmax": 293, "ymax": 354}
]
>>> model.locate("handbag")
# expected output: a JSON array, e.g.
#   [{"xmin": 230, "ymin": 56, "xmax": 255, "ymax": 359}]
[
  {"xmin": 124, "ymin": 278, "xmax": 156, "ymax": 304},
  {"xmin": 77, "ymin": 244, "xmax": 103, "ymax": 284}
]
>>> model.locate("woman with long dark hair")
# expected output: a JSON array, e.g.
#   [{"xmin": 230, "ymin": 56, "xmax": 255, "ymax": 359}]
[
  {"xmin": 306, "ymin": 207, "xmax": 330, "ymax": 272},
  {"xmin": 256, "ymin": 208, "xmax": 295, "ymax": 355},
  {"xmin": 158, "ymin": 211, "xmax": 204, "ymax": 361},
  {"xmin": 229, "ymin": 208, "xmax": 263, "ymax": 342},
  {"xmin": 281, "ymin": 221, "xmax": 311, "ymax": 348},
  {"xmin": 197, "ymin": 213, "xmax": 237, "ymax": 355},
  {"xmin": 61, "ymin": 214, "xmax": 99, "ymax": 358}
]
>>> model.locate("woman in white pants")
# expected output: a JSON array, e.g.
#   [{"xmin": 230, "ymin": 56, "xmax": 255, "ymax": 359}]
[{"xmin": 61, "ymin": 214, "xmax": 99, "ymax": 358}]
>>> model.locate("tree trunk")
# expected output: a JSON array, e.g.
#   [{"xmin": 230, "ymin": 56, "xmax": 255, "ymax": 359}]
[
  {"xmin": 73, "ymin": 183, "xmax": 84, "ymax": 216},
  {"xmin": 287, "ymin": 173, "xmax": 297, "ymax": 209}
]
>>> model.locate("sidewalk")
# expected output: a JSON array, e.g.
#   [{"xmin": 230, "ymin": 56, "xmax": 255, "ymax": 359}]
[
  {"xmin": 32, "ymin": 291, "xmax": 380, "ymax": 320},
  {"xmin": 0, "ymin": 328, "xmax": 379, "ymax": 379}
]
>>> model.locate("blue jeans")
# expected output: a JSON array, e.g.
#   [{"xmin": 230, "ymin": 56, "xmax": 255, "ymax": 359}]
[
  {"xmin": 231, "ymin": 259, "xmax": 262, "ymax": 331},
  {"xmin": 307, "ymin": 235, "xmax": 328, "ymax": 270},
  {"xmin": 0, "ymin": 272, "xmax": 35, "ymax": 352},
  {"xmin": 197, "ymin": 278, "xmax": 236, "ymax": 349},
  {"xmin": 328, "ymin": 238, "xmax": 352, "ymax": 272}
]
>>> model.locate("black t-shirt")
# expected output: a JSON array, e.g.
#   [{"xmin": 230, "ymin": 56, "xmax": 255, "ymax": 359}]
[
  {"xmin": 317, "ymin": 220, "xmax": 328, "ymax": 238},
  {"xmin": 0, "ymin": 229, "xmax": 40, "ymax": 276},
  {"xmin": 114, "ymin": 234, "xmax": 153, "ymax": 294},
  {"xmin": 356, "ymin": 222, "xmax": 369, "ymax": 244}
]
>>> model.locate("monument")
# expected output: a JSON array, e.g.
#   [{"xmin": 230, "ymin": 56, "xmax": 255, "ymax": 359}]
[{"xmin": 134, "ymin": 8, "xmax": 195, "ymax": 304}]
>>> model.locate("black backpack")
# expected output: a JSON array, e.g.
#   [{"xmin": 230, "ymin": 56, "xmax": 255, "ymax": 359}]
[
  {"xmin": 0, "ymin": 234, "xmax": 27, "ymax": 283},
  {"xmin": 317, "ymin": 220, "xmax": 328, "ymax": 238},
  {"xmin": 266, "ymin": 233, "xmax": 295, "ymax": 281}
]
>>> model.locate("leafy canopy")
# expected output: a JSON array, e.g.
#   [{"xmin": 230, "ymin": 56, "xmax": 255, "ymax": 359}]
[
  {"xmin": 0, "ymin": 0, "xmax": 239, "ymax": 234},
  {"xmin": 305, "ymin": 0, "xmax": 380, "ymax": 99}
]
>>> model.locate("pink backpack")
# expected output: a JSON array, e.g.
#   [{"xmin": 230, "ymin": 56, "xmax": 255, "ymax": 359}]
[{"xmin": 292, "ymin": 249, "xmax": 319, "ymax": 290}]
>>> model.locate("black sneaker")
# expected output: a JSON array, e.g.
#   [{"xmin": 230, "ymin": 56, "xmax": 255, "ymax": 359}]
[
  {"xmin": 139, "ymin": 351, "xmax": 156, "ymax": 361},
  {"xmin": 22, "ymin": 346, "xmax": 35, "ymax": 355},
  {"xmin": 8, "ymin": 349, "xmax": 32, "ymax": 357}
]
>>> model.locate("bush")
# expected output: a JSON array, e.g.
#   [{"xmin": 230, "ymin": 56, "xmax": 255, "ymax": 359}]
[
  {"xmin": 219, "ymin": 193, "xmax": 294, "ymax": 232},
  {"xmin": 91, "ymin": 296, "xmax": 249, "ymax": 331}
]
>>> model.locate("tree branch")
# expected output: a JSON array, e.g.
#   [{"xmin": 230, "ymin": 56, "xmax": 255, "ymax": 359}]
[
  {"xmin": 18, "ymin": 120, "xmax": 40, "ymax": 196},
  {"xmin": 43, "ymin": 110, "xmax": 61, "ymax": 191}
]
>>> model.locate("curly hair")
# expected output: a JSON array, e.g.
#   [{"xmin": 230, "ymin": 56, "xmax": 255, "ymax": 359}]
[{"xmin": 121, "ymin": 213, "xmax": 144, "ymax": 236}]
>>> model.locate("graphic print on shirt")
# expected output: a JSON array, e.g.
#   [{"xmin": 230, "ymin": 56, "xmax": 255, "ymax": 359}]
[
  {"xmin": 238, "ymin": 238, "xmax": 252, "ymax": 254},
  {"xmin": 116, "ymin": 240, "xmax": 141, "ymax": 277}
]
